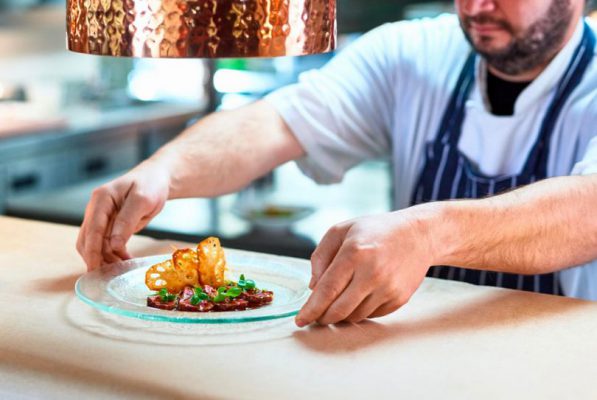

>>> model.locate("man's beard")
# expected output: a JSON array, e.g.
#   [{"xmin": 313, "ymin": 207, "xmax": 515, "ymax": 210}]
[{"xmin": 460, "ymin": 0, "xmax": 575, "ymax": 76}]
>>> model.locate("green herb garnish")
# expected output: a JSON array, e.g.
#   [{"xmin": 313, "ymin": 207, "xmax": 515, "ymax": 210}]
[
  {"xmin": 213, "ymin": 293, "xmax": 226, "ymax": 303},
  {"xmin": 245, "ymin": 279, "xmax": 256, "ymax": 290},
  {"xmin": 159, "ymin": 288, "xmax": 176, "ymax": 302},
  {"xmin": 237, "ymin": 274, "xmax": 256, "ymax": 290},
  {"xmin": 212, "ymin": 285, "xmax": 244, "ymax": 302},
  {"xmin": 226, "ymin": 287, "xmax": 243, "ymax": 297},
  {"xmin": 190, "ymin": 287, "xmax": 209, "ymax": 305},
  {"xmin": 238, "ymin": 276, "xmax": 256, "ymax": 290}
]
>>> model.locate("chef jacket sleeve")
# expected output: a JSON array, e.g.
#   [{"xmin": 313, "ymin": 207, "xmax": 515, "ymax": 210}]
[
  {"xmin": 560, "ymin": 99, "xmax": 597, "ymax": 301},
  {"xmin": 263, "ymin": 22, "xmax": 400, "ymax": 184},
  {"xmin": 570, "ymin": 90, "xmax": 597, "ymax": 175}
]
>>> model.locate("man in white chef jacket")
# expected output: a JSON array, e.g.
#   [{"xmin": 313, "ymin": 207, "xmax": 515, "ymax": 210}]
[{"xmin": 78, "ymin": 0, "xmax": 597, "ymax": 327}]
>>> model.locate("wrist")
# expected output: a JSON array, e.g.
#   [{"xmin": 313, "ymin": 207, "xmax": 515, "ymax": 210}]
[
  {"xmin": 412, "ymin": 200, "xmax": 473, "ymax": 267},
  {"xmin": 405, "ymin": 202, "xmax": 450, "ymax": 267},
  {"xmin": 138, "ymin": 149, "xmax": 179, "ymax": 199}
]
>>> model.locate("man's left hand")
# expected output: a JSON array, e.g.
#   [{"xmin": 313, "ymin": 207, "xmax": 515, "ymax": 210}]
[{"xmin": 295, "ymin": 207, "xmax": 439, "ymax": 326}]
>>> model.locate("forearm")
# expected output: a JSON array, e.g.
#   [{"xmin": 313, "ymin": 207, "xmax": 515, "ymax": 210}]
[
  {"xmin": 427, "ymin": 175, "xmax": 597, "ymax": 274},
  {"xmin": 147, "ymin": 100, "xmax": 304, "ymax": 199}
]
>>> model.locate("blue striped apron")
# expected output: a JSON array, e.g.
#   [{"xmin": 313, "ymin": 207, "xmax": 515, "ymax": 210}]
[{"xmin": 411, "ymin": 22, "xmax": 595, "ymax": 295}]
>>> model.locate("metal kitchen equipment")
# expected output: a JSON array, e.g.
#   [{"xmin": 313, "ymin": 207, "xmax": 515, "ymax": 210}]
[{"xmin": 66, "ymin": 0, "xmax": 336, "ymax": 58}]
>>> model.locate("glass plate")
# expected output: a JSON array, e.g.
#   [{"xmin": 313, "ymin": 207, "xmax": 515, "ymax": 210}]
[{"xmin": 75, "ymin": 249, "xmax": 311, "ymax": 324}]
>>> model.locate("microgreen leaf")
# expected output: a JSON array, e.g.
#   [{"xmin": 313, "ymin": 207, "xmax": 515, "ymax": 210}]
[
  {"xmin": 159, "ymin": 288, "xmax": 176, "ymax": 302},
  {"xmin": 245, "ymin": 279, "xmax": 256, "ymax": 290},
  {"xmin": 213, "ymin": 293, "xmax": 226, "ymax": 303},
  {"xmin": 226, "ymin": 287, "xmax": 243, "ymax": 298}
]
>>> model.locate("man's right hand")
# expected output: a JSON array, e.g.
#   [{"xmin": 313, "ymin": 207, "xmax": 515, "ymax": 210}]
[{"xmin": 76, "ymin": 160, "xmax": 171, "ymax": 271}]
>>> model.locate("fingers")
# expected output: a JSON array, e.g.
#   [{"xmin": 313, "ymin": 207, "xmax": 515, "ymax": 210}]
[
  {"xmin": 309, "ymin": 222, "xmax": 351, "ymax": 289},
  {"xmin": 77, "ymin": 187, "xmax": 115, "ymax": 271},
  {"xmin": 315, "ymin": 280, "xmax": 370, "ymax": 325},
  {"xmin": 294, "ymin": 210, "xmax": 431, "ymax": 327},
  {"xmin": 102, "ymin": 237, "xmax": 124, "ymax": 264},
  {"xmin": 102, "ymin": 215, "xmax": 129, "ymax": 262},
  {"xmin": 77, "ymin": 183, "xmax": 134, "ymax": 271},
  {"xmin": 77, "ymin": 163, "xmax": 170, "ymax": 271},
  {"xmin": 367, "ymin": 299, "xmax": 403, "ymax": 320},
  {"xmin": 346, "ymin": 295, "xmax": 401, "ymax": 323},
  {"xmin": 297, "ymin": 235, "xmax": 407, "ymax": 326},
  {"xmin": 109, "ymin": 183, "xmax": 158, "ymax": 255},
  {"xmin": 296, "ymin": 247, "xmax": 355, "ymax": 327}
]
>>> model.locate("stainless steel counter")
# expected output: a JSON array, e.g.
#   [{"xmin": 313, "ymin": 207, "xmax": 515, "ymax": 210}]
[{"xmin": 0, "ymin": 101, "xmax": 202, "ymax": 209}]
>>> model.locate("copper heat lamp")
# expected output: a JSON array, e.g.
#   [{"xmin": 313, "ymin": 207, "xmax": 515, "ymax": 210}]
[{"xmin": 66, "ymin": 0, "xmax": 336, "ymax": 58}]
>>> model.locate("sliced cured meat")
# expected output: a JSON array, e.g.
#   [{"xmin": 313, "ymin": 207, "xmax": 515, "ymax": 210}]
[
  {"xmin": 180, "ymin": 286, "xmax": 195, "ymax": 300},
  {"xmin": 213, "ymin": 298, "xmax": 249, "ymax": 311},
  {"xmin": 147, "ymin": 280, "xmax": 273, "ymax": 312},
  {"xmin": 202, "ymin": 285, "xmax": 217, "ymax": 297},
  {"xmin": 176, "ymin": 285, "xmax": 214, "ymax": 312},
  {"xmin": 147, "ymin": 295, "xmax": 178, "ymax": 310},
  {"xmin": 241, "ymin": 289, "xmax": 274, "ymax": 306},
  {"xmin": 178, "ymin": 298, "xmax": 214, "ymax": 312}
]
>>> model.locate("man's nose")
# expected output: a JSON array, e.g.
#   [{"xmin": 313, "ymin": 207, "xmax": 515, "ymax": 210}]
[{"xmin": 460, "ymin": 0, "xmax": 497, "ymax": 15}]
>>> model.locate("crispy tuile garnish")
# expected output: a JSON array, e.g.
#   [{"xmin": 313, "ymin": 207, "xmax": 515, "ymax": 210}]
[
  {"xmin": 197, "ymin": 237, "xmax": 227, "ymax": 288},
  {"xmin": 145, "ymin": 250, "xmax": 199, "ymax": 293},
  {"xmin": 145, "ymin": 237, "xmax": 226, "ymax": 292}
]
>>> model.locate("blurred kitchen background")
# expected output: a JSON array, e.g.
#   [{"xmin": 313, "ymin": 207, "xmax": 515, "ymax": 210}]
[{"xmin": 1, "ymin": 0, "xmax": 595, "ymax": 258}]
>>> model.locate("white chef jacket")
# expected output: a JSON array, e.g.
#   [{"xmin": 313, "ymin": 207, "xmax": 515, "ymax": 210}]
[{"xmin": 264, "ymin": 14, "xmax": 597, "ymax": 300}]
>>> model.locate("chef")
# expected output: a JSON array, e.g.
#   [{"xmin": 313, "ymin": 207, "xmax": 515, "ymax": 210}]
[{"xmin": 77, "ymin": 0, "xmax": 597, "ymax": 327}]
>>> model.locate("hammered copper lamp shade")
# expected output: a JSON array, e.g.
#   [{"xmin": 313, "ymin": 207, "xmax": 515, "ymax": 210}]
[{"xmin": 67, "ymin": 0, "xmax": 336, "ymax": 58}]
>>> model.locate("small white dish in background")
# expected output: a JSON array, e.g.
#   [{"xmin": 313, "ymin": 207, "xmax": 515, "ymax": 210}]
[{"xmin": 232, "ymin": 204, "xmax": 315, "ymax": 231}]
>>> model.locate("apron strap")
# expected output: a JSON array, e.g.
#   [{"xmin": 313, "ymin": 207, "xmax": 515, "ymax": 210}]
[
  {"xmin": 433, "ymin": 21, "xmax": 596, "ymax": 167},
  {"xmin": 436, "ymin": 52, "xmax": 476, "ymax": 149},
  {"xmin": 409, "ymin": 22, "xmax": 596, "ymax": 296}
]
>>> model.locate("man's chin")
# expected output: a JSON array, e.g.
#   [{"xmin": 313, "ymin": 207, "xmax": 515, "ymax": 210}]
[{"xmin": 470, "ymin": 37, "xmax": 513, "ymax": 57}]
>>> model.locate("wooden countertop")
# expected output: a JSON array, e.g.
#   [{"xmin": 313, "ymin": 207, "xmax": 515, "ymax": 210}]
[{"xmin": 1, "ymin": 216, "xmax": 596, "ymax": 399}]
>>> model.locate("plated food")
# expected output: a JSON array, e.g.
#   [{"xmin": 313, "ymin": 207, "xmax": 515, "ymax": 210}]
[
  {"xmin": 145, "ymin": 237, "xmax": 273, "ymax": 312},
  {"xmin": 76, "ymin": 246, "xmax": 309, "ymax": 324}
]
